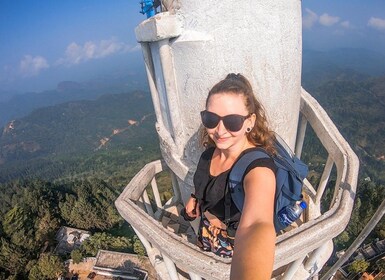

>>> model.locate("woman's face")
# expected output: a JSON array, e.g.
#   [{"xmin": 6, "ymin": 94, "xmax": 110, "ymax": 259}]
[{"xmin": 205, "ymin": 92, "xmax": 254, "ymax": 151}]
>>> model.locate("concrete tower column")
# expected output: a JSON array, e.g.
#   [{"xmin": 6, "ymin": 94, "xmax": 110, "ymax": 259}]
[{"xmin": 136, "ymin": 0, "xmax": 302, "ymax": 200}]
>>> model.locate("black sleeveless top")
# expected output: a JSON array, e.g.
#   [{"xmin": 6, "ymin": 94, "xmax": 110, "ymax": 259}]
[{"xmin": 193, "ymin": 147, "xmax": 277, "ymax": 222}]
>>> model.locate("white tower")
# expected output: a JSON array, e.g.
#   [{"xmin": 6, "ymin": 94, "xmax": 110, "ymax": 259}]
[{"xmin": 116, "ymin": 1, "xmax": 359, "ymax": 279}]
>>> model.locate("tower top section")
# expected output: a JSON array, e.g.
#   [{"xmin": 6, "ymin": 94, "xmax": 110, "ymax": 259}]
[{"xmin": 136, "ymin": 0, "xmax": 302, "ymax": 177}]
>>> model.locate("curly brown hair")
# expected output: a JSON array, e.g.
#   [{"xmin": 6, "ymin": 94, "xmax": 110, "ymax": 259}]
[{"xmin": 200, "ymin": 73, "xmax": 276, "ymax": 155}]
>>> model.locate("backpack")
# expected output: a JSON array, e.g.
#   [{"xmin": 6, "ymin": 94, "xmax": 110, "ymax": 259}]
[{"xmin": 224, "ymin": 136, "xmax": 309, "ymax": 232}]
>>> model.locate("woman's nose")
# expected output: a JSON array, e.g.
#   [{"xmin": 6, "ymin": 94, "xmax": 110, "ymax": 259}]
[{"xmin": 216, "ymin": 120, "xmax": 227, "ymax": 134}]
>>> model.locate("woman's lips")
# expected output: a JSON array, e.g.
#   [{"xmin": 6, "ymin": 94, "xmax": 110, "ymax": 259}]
[{"xmin": 214, "ymin": 135, "xmax": 230, "ymax": 143}]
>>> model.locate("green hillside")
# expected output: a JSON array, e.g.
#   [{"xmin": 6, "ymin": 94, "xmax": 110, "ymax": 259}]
[
  {"xmin": 303, "ymin": 76, "xmax": 385, "ymax": 183},
  {"xmin": 0, "ymin": 91, "xmax": 160, "ymax": 185}
]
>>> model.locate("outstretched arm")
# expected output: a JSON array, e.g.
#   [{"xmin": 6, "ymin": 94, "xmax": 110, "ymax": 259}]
[{"xmin": 230, "ymin": 167, "xmax": 276, "ymax": 280}]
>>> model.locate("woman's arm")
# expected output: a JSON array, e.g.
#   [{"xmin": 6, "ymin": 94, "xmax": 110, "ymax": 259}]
[{"xmin": 230, "ymin": 167, "xmax": 276, "ymax": 280}]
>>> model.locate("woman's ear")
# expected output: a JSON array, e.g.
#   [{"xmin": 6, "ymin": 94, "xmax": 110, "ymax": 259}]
[{"xmin": 248, "ymin": 113, "xmax": 256, "ymax": 128}]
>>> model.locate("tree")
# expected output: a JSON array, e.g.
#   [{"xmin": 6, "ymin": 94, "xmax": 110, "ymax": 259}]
[
  {"xmin": 376, "ymin": 258, "xmax": 385, "ymax": 272},
  {"xmin": 0, "ymin": 272, "xmax": 7, "ymax": 280},
  {"xmin": 334, "ymin": 231, "xmax": 350, "ymax": 250},
  {"xmin": 379, "ymin": 224, "xmax": 385, "ymax": 239},
  {"xmin": 28, "ymin": 265, "xmax": 44, "ymax": 280},
  {"xmin": 133, "ymin": 236, "xmax": 146, "ymax": 256},
  {"xmin": 80, "ymin": 232, "xmax": 132, "ymax": 256},
  {"xmin": 59, "ymin": 194, "xmax": 76, "ymax": 223},
  {"xmin": 0, "ymin": 238, "xmax": 28, "ymax": 274},
  {"xmin": 2, "ymin": 206, "xmax": 34, "ymax": 248},
  {"xmin": 71, "ymin": 249, "xmax": 84, "ymax": 264},
  {"xmin": 106, "ymin": 205, "xmax": 123, "ymax": 227},
  {"xmin": 4, "ymin": 275, "xmax": 18, "ymax": 280},
  {"xmin": 347, "ymin": 198, "xmax": 363, "ymax": 238},
  {"xmin": 58, "ymin": 180, "xmax": 121, "ymax": 231},
  {"xmin": 35, "ymin": 211, "xmax": 60, "ymax": 243},
  {"xmin": 348, "ymin": 259, "xmax": 370, "ymax": 274},
  {"xmin": 36, "ymin": 253, "xmax": 65, "ymax": 279}
]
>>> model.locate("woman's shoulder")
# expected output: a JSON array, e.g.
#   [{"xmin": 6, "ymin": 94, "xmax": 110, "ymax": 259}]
[{"xmin": 241, "ymin": 147, "xmax": 277, "ymax": 175}]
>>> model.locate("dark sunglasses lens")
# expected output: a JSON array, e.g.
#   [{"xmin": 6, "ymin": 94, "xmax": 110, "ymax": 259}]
[
  {"xmin": 223, "ymin": 115, "xmax": 244, "ymax": 132},
  {"xmin": 201, "ymin": 111, "xmax": 220, "ymax": 128}
]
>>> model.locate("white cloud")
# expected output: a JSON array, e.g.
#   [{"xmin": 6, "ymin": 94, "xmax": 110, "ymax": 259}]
[
  {"xmin": 368, "ymin": 17, "xmax": 385, "ymax": 31},
  {"xmin": 303, "ymin": 8, "xmax": 318, "ymax": 29},
  {"xmin": 319, "ymin": 13, "xmax": 340, "ymax": 27},
  {"xmin": 56, "ymin": 38, "xmax": 138, "ymax": 66},
  {"xmin": 340, "ymin": 21, "xmax": 350, "ymax": 28},
  {"xmin": 19, "ymin": 55, "xmax": 49, "ymax": 77},
  {"xmin": 128, "ymin": 43, "xmax": 141, "ymax": 52}
]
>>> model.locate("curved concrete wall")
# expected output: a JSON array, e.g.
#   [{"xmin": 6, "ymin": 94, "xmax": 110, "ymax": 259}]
[{"xmin": 172, "ymin": 0, "xmax": 302, "ymax": 162}]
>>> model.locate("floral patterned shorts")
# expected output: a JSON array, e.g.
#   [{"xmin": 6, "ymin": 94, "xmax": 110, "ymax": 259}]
[{"xmin": 197, "ymin": 215, "xmax": 234, "ymax": 258}]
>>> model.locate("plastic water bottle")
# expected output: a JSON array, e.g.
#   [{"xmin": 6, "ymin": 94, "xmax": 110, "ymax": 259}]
[{"xmin": 277, "ymin": 201, "xmax": 307, "ymax": 228}]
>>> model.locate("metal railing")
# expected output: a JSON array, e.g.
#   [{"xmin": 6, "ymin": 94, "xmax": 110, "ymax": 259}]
[{"xmin": 115, "ymin": 87, "xmax": 359, "ymax": 280}]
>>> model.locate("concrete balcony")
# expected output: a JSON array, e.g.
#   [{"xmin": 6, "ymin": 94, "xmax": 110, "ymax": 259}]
[{"xmin": 115, "ymin": 88, "xmax": 359, "ymax": 280}]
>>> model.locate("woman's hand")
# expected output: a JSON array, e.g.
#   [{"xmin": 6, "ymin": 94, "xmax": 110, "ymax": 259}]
[{"xmin": 185, "ymin": 196, "xmax": 200, "ymax": 218}]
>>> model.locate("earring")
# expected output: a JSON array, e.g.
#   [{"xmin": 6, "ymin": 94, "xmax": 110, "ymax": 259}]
[{"xmin": 246, "ymin": 127, "xmax": 252, "ymax": 133}]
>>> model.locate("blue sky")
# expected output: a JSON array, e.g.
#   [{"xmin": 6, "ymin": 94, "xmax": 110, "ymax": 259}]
[
  {"xmin": 0, "ymin": 0, "xmax": 384, "ymax": 95},
  {"xmin": 302, "ymin": 0, "xmax": 385, "ymax": 52}
]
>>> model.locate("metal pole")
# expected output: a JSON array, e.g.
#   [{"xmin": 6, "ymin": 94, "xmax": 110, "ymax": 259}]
[{"xmin": 320, "ymin": 199, "xmax": 385, "ymax": 280}]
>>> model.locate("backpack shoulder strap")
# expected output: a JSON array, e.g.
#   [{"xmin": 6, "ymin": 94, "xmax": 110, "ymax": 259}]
[
  {"xmin": 229, "ymin": 149, "xmax": 270, "ymax": 185},
  {"xmin": 194, "ymin": 146, "xmax": 216, "ymax": 200},
  {"xmin": 224, "ymin": 149, "xmax": 270, "ymax": 224}
]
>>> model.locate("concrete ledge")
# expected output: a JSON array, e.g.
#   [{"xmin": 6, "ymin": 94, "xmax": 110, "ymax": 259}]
[{"xmin": 135, "ymin": 12, "xmax": 183, "ymax": 42}]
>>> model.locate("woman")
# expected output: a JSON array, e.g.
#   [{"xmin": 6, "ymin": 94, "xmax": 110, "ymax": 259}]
[{"xmin": 183, "ymin": 73, "xmax": 276, "ymax": 279}]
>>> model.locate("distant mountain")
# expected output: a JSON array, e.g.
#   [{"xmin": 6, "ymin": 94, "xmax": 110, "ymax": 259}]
[
  {"xmin": 56, "ymin": 81, "xmax": 85, "ymax": 91},
  {"xmin": 302, "ymin": 48, "xmax": 385, "ymax": 91},
  {"xmin": 0, "ymin": 91, "xmax": 159, "ymax": 183},
  {"xmin": 0, "ymin": 70, "xmax": 148, "ymax": 127},
  {"xmin": 0, "ymin": 90, "xmax": 18, "ymax": 103}
]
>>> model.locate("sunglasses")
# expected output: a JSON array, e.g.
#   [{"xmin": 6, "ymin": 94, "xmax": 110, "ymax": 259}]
[{"xmin": 200, "ymin": 110, "xmax": 251, "ymax": 132}]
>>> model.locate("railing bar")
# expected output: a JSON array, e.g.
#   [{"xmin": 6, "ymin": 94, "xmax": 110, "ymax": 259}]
[
  {"xmin": 158, "ymin": 39, "xmax": 184, "ymax": 154},
  {"xmin": 123, "ymin": 161, "xmax": 157, "ymax": 200},
  {"xmin": 163, "ymin": 254, "xmax": 180, "ymax": 280},
  {"xmin": 315, "ymin": 155, "xmax": 334, "ymax": 206},
  {"xmin": 137, "ymin": 196, "xmax": 146, "ymax": 212},
  {"xmin": 295, "ymin": 114, "xmax": 308, "ymax": 159},
  {"xmin": 304, "ymin": 243, "xmax": 329, "ymax": 275},
  {"xmin": 142, "ymin": 190, "xmax": 155, "ymax": 217},
  {"xmin": 170, "ymin": 171, "xmax": 181, "ymax": 204},
  {"xmin": 132, "ymin": 227, "xmax": 153, "ymax": 253},
  {"xmin": 282, "ymin": 256, "xmax": 306, "ymax": 280},
  {"xmin": 141, "ymin": 42, "xmax": 163, "ymax": 127},
  {"xmin": 330, "ymin": 166, "xmax": 345, "ymax": 210},
  {"xmin": 151, "ymin": 177, "xmax": 163, "ymax": 209},
  {"xmin": 188, "ymin": 272, "xmax": 203, "ymax": 280}
]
